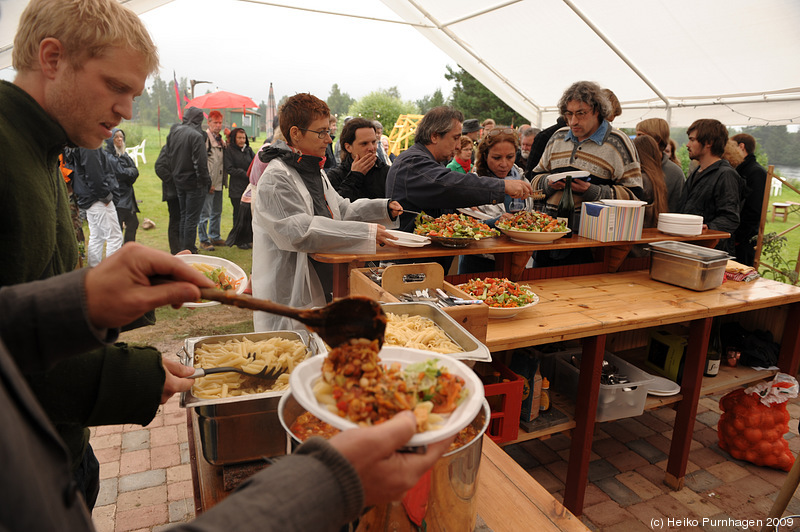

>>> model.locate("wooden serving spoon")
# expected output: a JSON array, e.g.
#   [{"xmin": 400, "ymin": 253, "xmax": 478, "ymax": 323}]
[{"xmin": 198, "ymin": 289, "xmax": 387, "ymax": 348}]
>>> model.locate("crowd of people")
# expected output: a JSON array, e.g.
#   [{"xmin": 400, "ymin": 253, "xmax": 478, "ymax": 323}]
[{"xmin": 0, "ymin": 0, "xmax": 774, "ymax": 530}]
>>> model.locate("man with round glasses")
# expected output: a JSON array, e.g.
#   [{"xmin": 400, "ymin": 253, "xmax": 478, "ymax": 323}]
[
  {"xmin": 530, "ymin": 81, "xmax": 643, "ymax": 220},
  {"xmin": 529, "ymin": 81, "xmax": 642, "ymax": 265}
]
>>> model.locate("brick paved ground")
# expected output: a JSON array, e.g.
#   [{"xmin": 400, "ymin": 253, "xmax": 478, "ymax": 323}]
[{"xmin": 90, "ymin": 394, "xmax": 800, "ymax": 531}]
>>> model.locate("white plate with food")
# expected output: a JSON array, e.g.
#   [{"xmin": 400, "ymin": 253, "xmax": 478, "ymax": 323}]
[
  {"xmin": 176, "ymin": 255, "xmax": 248, "ymax": 308},
  {"xmin": 457, "ymin": 277, "xmax": 540, "ymax": 319},
  {"xmin": 599, "ymin": 199, "xmax": 647, "ymax": 207},
  {"xmin": 289, "ymin": 345, "xmax": 484, "ymax": 447},
  {"xmin": 647, "ymin": 375, "xmax": 681, "ymax": 396},
  {"xmin": 500, "ymin": 227, "xmax": 570, "ymax": 243},
  {"xmin": 385, "ymin": 229, "xmax": 431, "ymax": 248},
  {"xmin": 547, "ymin": 171, "xmax": 591, "ymax": 183}
]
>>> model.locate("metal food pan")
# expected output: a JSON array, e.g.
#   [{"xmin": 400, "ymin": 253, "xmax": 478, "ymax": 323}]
[
  {"xmin": 381, "ymin": 302, "xmax": 491, "ymax": 362},
  {"xmin": 180, "ymin": 330, "xmax": 318, "ymax": 411},
  {"xmin": 649, "ymin": 240, "xmax": 730, "ymax": 261},
  {"xmin": 650, "ymin": 249, "xmax": 729, "ymax": 291},
  {"xmin": 180, "ymin": 330, "xmax": 319, "ymax": 465}
]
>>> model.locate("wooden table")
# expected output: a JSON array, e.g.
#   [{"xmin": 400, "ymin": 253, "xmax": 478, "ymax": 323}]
[
  {"xmin": 477, "ymin": 271, "xmax": 800, "ymax": 515},
  {"xmin": 187, "ymin": 410, "xmax": 588, "ymax": 531},
  {"xmin": 312, "ymin": 228, "xmax": 728, "ymax": 297}
]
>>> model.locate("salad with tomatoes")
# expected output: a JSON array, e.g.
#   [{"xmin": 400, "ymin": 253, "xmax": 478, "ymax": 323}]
[
  {"xmin": 457, "ymin": 277, "xmax": 539, "ymax": 308},
  {"xmin": 496, "ymin": 210, "xmax": 568, "ymax": 233},
  {"xmin": 414, "ymin": 213, "xmax": 499, "ymax": 240}
]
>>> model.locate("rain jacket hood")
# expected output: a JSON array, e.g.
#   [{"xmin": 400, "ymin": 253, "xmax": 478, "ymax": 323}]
[{"xmin": 184, "ymin": 107, "xmax": 205, "ymax": 133}]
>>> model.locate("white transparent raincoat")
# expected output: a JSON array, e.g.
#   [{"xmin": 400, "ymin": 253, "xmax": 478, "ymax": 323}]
[{"xmin": 252, "ymin": 157, "xmax": 397, "ymax": 331}]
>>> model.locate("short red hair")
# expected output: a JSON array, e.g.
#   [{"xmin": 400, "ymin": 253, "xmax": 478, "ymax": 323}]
[{"xmin": 279, "ymin": 93, "xmax": 330, "ymax": 146}]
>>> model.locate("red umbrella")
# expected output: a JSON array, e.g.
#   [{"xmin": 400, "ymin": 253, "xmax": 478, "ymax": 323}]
[{"xmin": 184, "ymin": 90, "xmax": 257, "ymax": 110}]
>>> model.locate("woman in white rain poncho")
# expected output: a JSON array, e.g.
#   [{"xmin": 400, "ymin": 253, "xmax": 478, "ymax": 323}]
[{"xmin": 252, "ymin": 93, "xmax": 401, "ymax": 332}]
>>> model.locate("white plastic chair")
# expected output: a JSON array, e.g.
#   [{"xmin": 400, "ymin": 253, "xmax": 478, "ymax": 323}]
[
  {"xmin": 771, "ymin": 177, "xmax": 782, "ymax": 196},
  {"xmin": 125, "ymin": 139, "xmax": 147, "ymax": 168}
]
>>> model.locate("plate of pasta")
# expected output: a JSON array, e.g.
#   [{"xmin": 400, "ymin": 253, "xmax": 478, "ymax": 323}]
[
  {"xmin": 289, "ymin": 341, "xmax": 484, "ymax": 447},
  {"xmin": 176, "ymin": 255, "xmax": 248, "ymax": 307}
]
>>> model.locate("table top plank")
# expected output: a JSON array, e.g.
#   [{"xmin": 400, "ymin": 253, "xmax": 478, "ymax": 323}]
[
  {"xmin": 311, "ymin": 228, "xmax": 729, "ymax": 264},
  {"xmin": 478, "ymin": 436, "xmax": 588, "ymax": 531},
  {"xmin": 483, "ymin": 272, "xmax": 800, "ymax": 352}
]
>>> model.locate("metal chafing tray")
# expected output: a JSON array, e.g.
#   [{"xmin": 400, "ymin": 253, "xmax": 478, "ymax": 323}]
[
  {"xmin": 381, "ymin": 302, "xmax": 492, "ymax": 362},
  {"xmin": 649, "ymin": 240, "xmax": 731, "ymax": 291},
  {"xmin": 180, "ymin": 330, "xmax": 321, "ymax": 465},
  {"xmin": 649, "ymin": 240, "xmax": 730, "ymax": 261}
]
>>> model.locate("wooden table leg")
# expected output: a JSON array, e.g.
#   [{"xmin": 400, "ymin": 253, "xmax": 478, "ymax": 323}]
[
  {"xmin": 563, "ymin": 335, "xmax": 605, "ymax": 516},
  {"xmin": 187, "ymin": 409, "xmax": 204, "ymax": 515},
  {"xmin": 332, "ymin": 262, "xmax": 358, "ymax": 298},
  {"xmin": 665, "ymin": 317, "xmax": 712, "ymax": 489},
  {"xmin": 777, "ymin": 302, "xmax": 800, "ymax": 376}
]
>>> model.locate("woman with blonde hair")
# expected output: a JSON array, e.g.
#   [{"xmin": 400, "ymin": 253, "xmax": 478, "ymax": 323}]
[
  {"xmin": 633, "ymin": 135, "xmax": 669, "ymax": 228},
  {"xmin": 636, "ymin": 118, "xmax": 684, "ymax": 212}
]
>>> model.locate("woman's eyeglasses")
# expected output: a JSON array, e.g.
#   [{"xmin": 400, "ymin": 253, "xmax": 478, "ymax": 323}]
[{"xmin": 297, "ymin": 127, "xmax": 333, "ymax": 139}]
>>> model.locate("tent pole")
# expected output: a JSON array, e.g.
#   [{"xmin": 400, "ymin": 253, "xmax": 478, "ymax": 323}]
[{"xmin": 562, "ymin": 0, "xmax": 670, "ymax": 111}]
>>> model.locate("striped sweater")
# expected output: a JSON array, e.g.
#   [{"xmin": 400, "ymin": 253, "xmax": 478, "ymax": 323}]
[{"xmin": 531, "ymin": 125, "xmax": 643, "ymax": 212}]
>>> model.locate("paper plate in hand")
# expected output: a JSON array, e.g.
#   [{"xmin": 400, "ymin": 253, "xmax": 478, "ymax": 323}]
[
  {"xmin": 547, "ymin": 171, "xmax": 591, "ymax": 183},
  {"xmin": 176, "ymin": 254, "xmax": 248, "ymax": 308},
  {"xmin": 289, "ymin": 346, "xmax": 484, "ymax": 447},
  {"xmin": 385, "ymin": 229, "xmax": 431, "ymax": 248}
]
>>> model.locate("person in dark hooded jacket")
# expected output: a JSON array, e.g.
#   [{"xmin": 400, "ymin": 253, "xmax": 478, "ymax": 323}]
[
  {"xmin": 160, "ymin": 107, "xmax": 211, "ymax": 253},
  {"xmin": 105, "ymin": 128, "xmax": 140, "ymax": 242},
  {"xmin": 224, "ymin": 127, "xmax": 255, "ymax": 248}
]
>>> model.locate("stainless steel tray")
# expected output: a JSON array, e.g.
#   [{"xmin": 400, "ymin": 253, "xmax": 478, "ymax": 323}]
[
  {"xmin": 381, "ymin": 302, "xmax": 491, "ymax": 362},
  {"xmin": 649, "ymin": 240, "xmax": 730, "ymax": 262},
  {"xmin": 180, "ymin": 330, "xmax": 319, "ymax": 410}
]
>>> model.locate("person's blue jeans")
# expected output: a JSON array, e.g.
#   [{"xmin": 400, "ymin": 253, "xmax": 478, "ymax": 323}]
[
  {"xmin": 198, "ymin": 189, "xmax": 223, "ymax": 243},
  {"xmin": 177, "ymin": 187, "xmax": 205, "ymax": 253}
]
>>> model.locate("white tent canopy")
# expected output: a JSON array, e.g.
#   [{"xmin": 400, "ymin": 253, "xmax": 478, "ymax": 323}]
[
  {"xmin": 3, "ymin": 0, "xmax": 800, "ymax": 127},
  {"xmin": 380, "ymin": 0, "xmax": 800, "ymax": 127}
]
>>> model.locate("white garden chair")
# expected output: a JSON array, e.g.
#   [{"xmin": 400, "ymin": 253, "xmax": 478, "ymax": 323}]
[
  {"xmin": 771, "ymin": 177, "xmax": 782, "ymax": 196},
  {"xmin": 125, "ymin": 139, "xmax": 147, "ymax": 168}
]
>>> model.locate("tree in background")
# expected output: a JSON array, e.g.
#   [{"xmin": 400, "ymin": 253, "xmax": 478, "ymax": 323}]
[
  {"xmin": 416, "ymin": 88, "xmax": 446, "ymax": 115},
  {"xmin": 327, "ymin": 84, "xmax": 355, "ymax": 118},
  {"xmin": 347, "ymin": 89, "xmax": 419, "ymax": 134},
  {"xmin": 445, "ymin": 66, "xmax": 524, "ymax": 126}
]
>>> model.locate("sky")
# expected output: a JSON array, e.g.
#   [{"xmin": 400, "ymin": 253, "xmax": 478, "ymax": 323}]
[
  {"xmin": 1, "ymin": 0, "xmax": 457, "ymax": 106},
  {"xmin": 138, "ymin": 0, "xmax": 457, "ymax": 106}
]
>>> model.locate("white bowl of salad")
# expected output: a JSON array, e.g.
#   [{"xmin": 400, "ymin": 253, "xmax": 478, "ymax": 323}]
[
  {"xmin": 176, "ymin": 255, "xmax": 248, "ymax": 308},
  {"xmin": 456, "ymin": 277, "xmax": 539, "ymax": 319},
  {"xmin": 496, "ymin": 211, "xmax": 570, "ymax": 243}
]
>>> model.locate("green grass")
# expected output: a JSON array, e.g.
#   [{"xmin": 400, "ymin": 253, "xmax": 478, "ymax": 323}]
[
  {"xmin": 760, "ymin": 183, "xmax": 800, "ymax": 281},
  {"xmin": 118, "ymin": 122, "xmax": 264, "ymax": 275}
]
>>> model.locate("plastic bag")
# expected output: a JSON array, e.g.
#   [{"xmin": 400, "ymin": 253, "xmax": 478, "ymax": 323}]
[
  {"xmin": 745, "ymin": 373, "xmax": 799, "ymax": 406},
  {"xmin": 717, "ymin": 374, "xmax": 797, "ymax": 471}
]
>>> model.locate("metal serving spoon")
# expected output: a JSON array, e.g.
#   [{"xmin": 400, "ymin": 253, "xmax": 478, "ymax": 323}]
[
  {"xmin": 189, "ymin": 364, "xmax": 285, "ymax": 381},
  {"xmin": 197, "ymin": 289, "xmax": 387, "ymax": 348}
]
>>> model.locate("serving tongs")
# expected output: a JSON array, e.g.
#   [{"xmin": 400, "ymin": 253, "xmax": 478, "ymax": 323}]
[
  {"xmin": 402, "ymin": 209, "xmax": 434, "ymax": 222},
  {"xmin": 197, "ymin": 289, "xmax": 387, "ymax": 348}
]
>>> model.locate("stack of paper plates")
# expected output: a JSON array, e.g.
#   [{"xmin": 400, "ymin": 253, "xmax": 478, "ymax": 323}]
[{"xmin": 657, "ymin": 213, "xmax": 703, "ymax": 236}]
